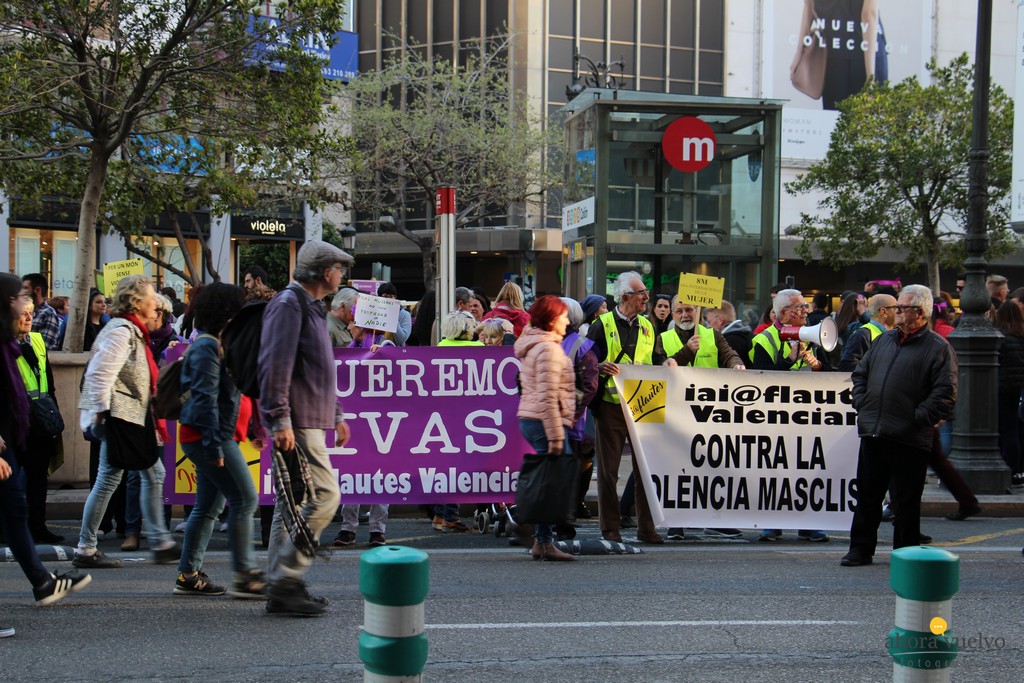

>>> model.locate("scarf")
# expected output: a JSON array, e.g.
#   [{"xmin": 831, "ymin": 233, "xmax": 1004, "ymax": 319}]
[
  {"xmin": 2, "ymin": 338, "xmax": 30, "ymax": 450},
  {"xmin": 123, "ymin": 313, "xmax": 168, "ymax": 443},
  {"xmin": 148, "ymin": 320, "xmax": 175, "ymax": 357}
]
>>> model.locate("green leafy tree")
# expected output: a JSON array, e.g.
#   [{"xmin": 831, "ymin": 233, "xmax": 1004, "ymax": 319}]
[
  {"xmin": 786, "ymin": 54, "xmax": 1018, "ymax": 293},
  {"xmin": 340, "ymin": 34, "xmax": 561, "ymax": 288},
  {"xmin": 0, "ymin": 0, "xmax": 345, "ymax": 351}
]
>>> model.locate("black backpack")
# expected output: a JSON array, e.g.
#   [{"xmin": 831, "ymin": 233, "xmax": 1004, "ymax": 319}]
[
  {"xmin": 221, "ymin": 284, "xmax": 309, "ymax": 399},
  {"xmin": 152, "ymin": 334, "xmax": 215, "ymax": 419}
]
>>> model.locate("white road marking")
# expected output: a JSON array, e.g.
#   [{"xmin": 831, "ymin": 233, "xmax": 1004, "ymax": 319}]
[{"xmin": 425, "ymin": 619, "xmax": 862, "ymax": 630}]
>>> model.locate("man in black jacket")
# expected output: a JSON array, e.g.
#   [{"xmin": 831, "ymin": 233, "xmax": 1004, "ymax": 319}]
[{"xmin": 841, "ymin": 285, "xmax": 958, "ymax": 567}]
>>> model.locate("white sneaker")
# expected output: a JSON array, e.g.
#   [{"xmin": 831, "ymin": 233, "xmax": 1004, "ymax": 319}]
[{"xmin": 174, "ymin": 522, "xmax": 187, "ymax": 533}]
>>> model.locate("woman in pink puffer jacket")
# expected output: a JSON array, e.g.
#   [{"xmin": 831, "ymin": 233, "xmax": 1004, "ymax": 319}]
[{"xmin": 514, "ymin": 295, "xmax": 576, "ymax": 562}]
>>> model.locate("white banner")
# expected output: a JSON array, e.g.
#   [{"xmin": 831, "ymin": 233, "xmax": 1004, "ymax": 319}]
[{"xmin": 613, "ymin": 366, "xmax": 860, "ymax": 531}]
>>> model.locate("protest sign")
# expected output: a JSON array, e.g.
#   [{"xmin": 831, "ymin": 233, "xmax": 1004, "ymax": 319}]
[
  {"xmin": 677, "ymin": 273, "xmax": 725, "ymax": 308},
  {"xmin": 354, "ymin": 293, "xmax": 401, "ymax": 333},
  {"xmin": 102, "ymin": 259, "xmax": 145, "ymax": 297},
  {"xmin": 613, "ymin": 365, "xmax": 859, "ymax": 530}
]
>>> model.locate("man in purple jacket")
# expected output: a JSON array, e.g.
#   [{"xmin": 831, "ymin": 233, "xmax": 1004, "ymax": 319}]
[{"xmin": 258, "ymin": 240, "xmax": 352, "ymax": 616}]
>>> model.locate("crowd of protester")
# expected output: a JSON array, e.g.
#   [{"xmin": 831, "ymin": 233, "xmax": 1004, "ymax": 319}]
[{"xmin": 4, "ymin": 256, "xmax": 1024, "ymax": 633}]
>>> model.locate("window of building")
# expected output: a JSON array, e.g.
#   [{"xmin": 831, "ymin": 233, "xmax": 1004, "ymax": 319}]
[
  {"xmin": 640, "ymin": 0, "xmax": 666, "ymax": 44},
  {"xmin": 610, "ymin": 0, "xmax": 636, "ymax": 42},
  {"xmin": 580, "ymin": 3, "xmax": 605, "ymax": 39},
  {"xmin": 460, "ymin": 1, "xmax": 482, "ymax": 39},
  {"xmin": 434, "ymin": 0, "xmax": 455, "ymax": 42},
  {"xmin": 549, "ymin": 0, "xmax": 574, "ymax": 36}
]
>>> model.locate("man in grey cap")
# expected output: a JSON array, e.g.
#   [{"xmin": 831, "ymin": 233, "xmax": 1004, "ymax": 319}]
[{"xmin": 258, "ymin": 239, "xmax": 353, "ymax": 615}]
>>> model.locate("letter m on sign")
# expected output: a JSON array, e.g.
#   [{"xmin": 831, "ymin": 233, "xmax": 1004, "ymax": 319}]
[
  {"xmin": 662, "ymin": 117, "xmax": 717, "ymax": 173},
  {"xmin": 682, "ymin": 137, "xmax": 714, "ymax": 163}
]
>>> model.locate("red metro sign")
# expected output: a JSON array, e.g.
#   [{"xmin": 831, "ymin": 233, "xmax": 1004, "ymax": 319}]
[{"xmin": 661, "ymin": 117, "xmax": 717, "ymax": 173}]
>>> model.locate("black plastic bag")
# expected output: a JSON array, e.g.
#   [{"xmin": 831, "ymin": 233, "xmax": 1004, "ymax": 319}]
[{"xmin": 515, "ymin": 452, "xmax": 579, "ymax": 526}]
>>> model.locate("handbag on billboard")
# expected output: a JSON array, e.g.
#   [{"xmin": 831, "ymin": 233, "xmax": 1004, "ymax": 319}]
[{"xmin": 791, "ymin": 15, "xmax": 827, "ymax": 99}]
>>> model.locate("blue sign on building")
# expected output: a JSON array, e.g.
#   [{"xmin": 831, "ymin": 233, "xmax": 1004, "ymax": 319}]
[{"xmin": 249, "ymin": 17, "xmax": 358, "ymax": 82}]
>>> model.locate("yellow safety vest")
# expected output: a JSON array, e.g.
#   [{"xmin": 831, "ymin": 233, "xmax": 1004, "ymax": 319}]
[
  {"xmin": 600, "ymin": 311, "xmax": 655, "ymax": 403},
  {"xmin": 748, "ymin": 324, "xmax": 811, "ymax": 372},
  {"xmin": 866, "ymin": 321, "xmax": 884, "ymax": 341},
  {"xmin": 437, "ymin": 339, "xmax": 484, "ymax": 347},
  {"xmin": 660, "ymin": 325, "xmax": 717, "ymax": 368},
  {"xmin": 15, "ymin": 332, "xmax": 49, "ymax": 399}
]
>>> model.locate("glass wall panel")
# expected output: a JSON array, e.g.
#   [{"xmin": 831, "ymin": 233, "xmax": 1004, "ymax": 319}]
[
  {"xmin": 670, "ymin": 0, "xmax": 695, "ymax": 46},
  {"xmin": 698, "ymin": 0, "xmax": 724, "ymax": 50},
  {"xmin": 580, "ymin": 3, "xmax": 605, "ymax": 39},
  {"xmin": 14, "ymin": 232, "xmax": 39, "ymax": 275},
  {"xmin": 408, "ymin": 1, "xmax": 428, "ymax": 44},
  {"xmin": 610, "ymin": 0, "xmax": 636, "ymax": 42},
  {"xmin": 459, "ymin": 1, "xmax": 481, "ymax": 39},
  {"xmin": 486, "ymin": 0, "xmax": 508, "ymax": 34},
  {"xmin": 381, "ymin": 0, "xmax": 402, "ymax": 33},
  {"xmin": 640, "ymin": 0, "xmax": 665, "ymax": 43},
  {"xmin": 670, "ymin": 48, "xmax": 693, "ymax": 79},
  {"xmin": 640, "ymin": 45, "xmax": 664, "ymax": 78},
  {"xmin": 549, "ymin": 0, "xmax": 574, "ymax": 36},
  {"xmin": 549, "ymin": 36, "xmax": 574, "ymax": 70},
  {"xmin": 699, "ymin": 51, "xmax": 723, "ymax": 83},
  {"xmin": 358, "ymin": 1, "xmax": 378, "ymax": 49},
  {"xmin": 434, "ymin": 0, "xmax": 455, "ymax": 41},
  {"xmin": 52, "ymin": 234, "xmax": 78, "ymax": 298}
]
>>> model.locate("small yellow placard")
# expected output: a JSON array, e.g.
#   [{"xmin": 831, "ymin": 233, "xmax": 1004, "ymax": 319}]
[
  {"xmin": 677, "ymin": 272, "xmax": 725, "ymax": 309},
  {"xmin": 623, "ymin": 380, "xmax": 667, "ymax": 424},
  {"xmin": 102, "ymin": 259, "xmax": 145, "ymax": 297}
]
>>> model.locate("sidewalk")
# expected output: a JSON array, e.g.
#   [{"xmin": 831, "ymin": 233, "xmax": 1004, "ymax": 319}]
[{"xmin": 44, "ymin": 456, "xmax": 1024, "ymax": 520}]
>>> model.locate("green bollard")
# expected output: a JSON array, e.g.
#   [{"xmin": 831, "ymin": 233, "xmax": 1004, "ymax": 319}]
[
  {"xmin": 359, "ymin": 545, "xmax": 430, "ymax": 682},
  {"xmin": 887, "ymin": 546, "xmax": 959, "ymax": 682}
]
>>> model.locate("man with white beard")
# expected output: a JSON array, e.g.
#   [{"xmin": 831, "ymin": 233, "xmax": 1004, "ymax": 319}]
[
  {"xmin": 653, "ymin": 295, "xmax": 745, "ymax": 369},
  {"xmin": 655, "ymin": 293, "xmax": 745, "ymax": 542}
]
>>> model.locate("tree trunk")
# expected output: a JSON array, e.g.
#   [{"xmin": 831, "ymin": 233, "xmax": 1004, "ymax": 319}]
[
  {"xmin": 63, "ymin": 152, "xmax": 110, "ymax": 353},
  {"xmin": 421, "ymin": 240, "xmax": 435, "ymax": 289},
  {"xmin": 169, "ymin": 211, "xmax": 201, "ymax": 286},
  {"xmin": 190, "ymin": 212, "xmax": 221, "ymax": 282},
  {"xmin": 927, "ymin": 257, "xmax": 941, "ymax": 297}
]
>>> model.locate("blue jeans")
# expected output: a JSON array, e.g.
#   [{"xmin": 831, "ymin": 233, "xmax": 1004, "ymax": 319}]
[
  {"xmin": 519, "ymin": 418, "xmax": 572, "ymax": 544},
  {"xmin": 939, "ymin": 420, "xmax": 953, "ymax": 458},
  {"xmin": 78, "ymin": 433, "xmax": 173, "ymax": 552},
  {"xmin": 124, "ymin": 471, "xmax": 142, "ymax": 536},
  {"xmin": 178, "ymin": 440, "xmax": 258, "ymax": 574},
  {"xmin": 433, "ymin": 503, "xmax": 459, "ymax": 522},
  {"xmin": 0, "ymin": 447, "xmax": 51, "ymax": 588}
]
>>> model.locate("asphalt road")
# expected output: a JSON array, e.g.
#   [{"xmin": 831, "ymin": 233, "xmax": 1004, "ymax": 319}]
[{"xmin": 2, "ymin": 514, "xmax": 1022, "ymax": 682}]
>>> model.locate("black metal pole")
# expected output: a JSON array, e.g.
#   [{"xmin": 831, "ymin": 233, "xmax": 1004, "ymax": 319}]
[{"xmin": 948, "ymin": 0, "xmax": 1011, "ymax": 494}]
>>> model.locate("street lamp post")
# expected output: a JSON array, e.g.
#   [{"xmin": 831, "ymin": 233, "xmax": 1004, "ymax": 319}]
[
  {"xmin": 948, "ymin": 0, "xmax": 1011, "ymax": 494},
  {"xmin": 565, "ymin": 48, "xmax": 625, "ymax": 100}
]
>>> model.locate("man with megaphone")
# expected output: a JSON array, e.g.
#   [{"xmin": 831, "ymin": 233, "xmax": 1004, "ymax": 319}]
[
  {"xmin": 749, "ymin": 288, "xmax": 831, "ymax": 543},
  {"xmin": 653, "ymin": 295, "xmax": 746, "ymax": 370},
  {"xmin": 748, "ymin": 288, "xmax": 833, "ymax": 372}
]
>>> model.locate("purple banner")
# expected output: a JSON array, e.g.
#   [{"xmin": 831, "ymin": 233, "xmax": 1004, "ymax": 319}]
[{"xmin": 164, "ymin": 346, "xmax": 529, "ymax": 504}]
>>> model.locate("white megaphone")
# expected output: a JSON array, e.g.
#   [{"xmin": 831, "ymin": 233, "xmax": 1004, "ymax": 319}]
[{"xmin": 778, "ymin": 317, "xmax": 838, "ymax": 352}]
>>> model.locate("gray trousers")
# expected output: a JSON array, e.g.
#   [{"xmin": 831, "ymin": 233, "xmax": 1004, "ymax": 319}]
[
  {"xmin": 268, "ymin": 429, "xmax": 340, "ymax": 583},
  {"xmin": 341, "ymin": 504, "xmax": 389, "ymax": 534}
]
